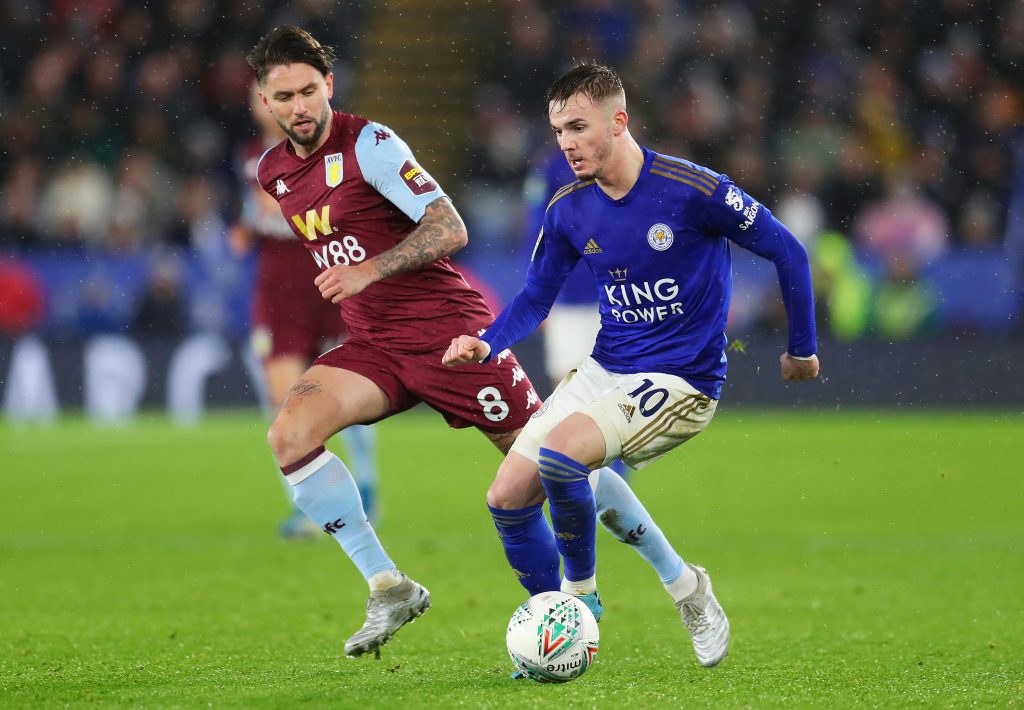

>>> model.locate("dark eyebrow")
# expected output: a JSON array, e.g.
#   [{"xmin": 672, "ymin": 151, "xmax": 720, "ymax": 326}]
[
  {"xmin": 553, "ymin": 118, "xmax": 585, "ymax": 131},
  {"xmin": 273, "ymin": 82, "xmax": 317, "ymax": 100}
]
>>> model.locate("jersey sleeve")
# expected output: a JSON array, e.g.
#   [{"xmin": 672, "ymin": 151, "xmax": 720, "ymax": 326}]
[
  {"xmin": 480, "ymin": 212, "xmax": 581, "ymax": 358},
  {"xmin": 354, "ymin": 122, "xmax": 447, "ymax": 222},
  {"xmin": 700, "ymin": 177, "xmax": 818, "ymax": 357}
]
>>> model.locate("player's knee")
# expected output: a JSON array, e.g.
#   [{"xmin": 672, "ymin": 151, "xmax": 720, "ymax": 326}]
[
  {"xmin": 487, "ymin": 476, "xmax": 543, "ymax": 510},
  {"xmin": 541, "ymin": 425, "xmax": 604, "ymax": 469},
  {"xmin": 486, "ymin": 481, "xmax": 520, "ymax": 510},
  {"xmin": 267, "ymin": 416, "xmax": 315, "ymax": 465}
]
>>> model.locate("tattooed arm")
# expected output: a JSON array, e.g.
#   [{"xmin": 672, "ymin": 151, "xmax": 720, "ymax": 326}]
[{"xmin": 314, "ymin": 197, "xmax": 468, "ymax": 303}]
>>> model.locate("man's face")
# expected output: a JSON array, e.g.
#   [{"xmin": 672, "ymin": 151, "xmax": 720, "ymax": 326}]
[
  {"xmin": 548, "ymin": 92, "xmax": 615, "ymax": 180},
  {"xmin": 259, "ymin": 63, "xmax": 334, "ymax": 150}
]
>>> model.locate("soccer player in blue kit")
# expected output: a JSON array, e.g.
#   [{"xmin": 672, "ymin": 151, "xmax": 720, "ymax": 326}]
[{"xmin": 445, "ymin": 63, "xmax": 820, "ymax": 668}]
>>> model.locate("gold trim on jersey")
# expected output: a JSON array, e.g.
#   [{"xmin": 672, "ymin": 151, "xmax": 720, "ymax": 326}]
[
  {"xmin": 651, "ymin": 156, "xmax": 719, "ymax": 188},
  {"xmin": 650, "ymin": 158, "xmax": 719, "ymax": 196},
  {"xmin": 546, "ymin": 180, "xmax": 595, "ymax": 210},
  {"xmin": 620, "ymin": 393, "xmax": 708, "ymax": 456}
]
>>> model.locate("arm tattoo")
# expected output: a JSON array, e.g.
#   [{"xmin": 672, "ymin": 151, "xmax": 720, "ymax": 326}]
[{"xmin": 371, "ymin": 197, "xmax": 467, "ymax": 280}]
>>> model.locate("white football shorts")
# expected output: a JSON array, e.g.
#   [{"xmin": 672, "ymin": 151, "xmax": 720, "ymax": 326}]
[
  {"xmin": 510, "ymin": 356, "xmax": 718, "ymax": 470},
  {"xmin": 543, "ymin": 303, "xmax": 602, "ymax": 382}
]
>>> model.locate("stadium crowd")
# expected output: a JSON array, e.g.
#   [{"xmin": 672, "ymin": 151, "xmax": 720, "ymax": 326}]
[{"xmin": 0, "ymin": 0, "xmax": 1021, "ymax": 340}]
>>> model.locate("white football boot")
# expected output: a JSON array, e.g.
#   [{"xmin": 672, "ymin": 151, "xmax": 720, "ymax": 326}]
[
  {"xmin": 344, "ymin": 574, "xmax": 430, "ymax": 657},
  {"xmin": 675, "ymin": 563, "xmax": 730, "ymax": 667}
]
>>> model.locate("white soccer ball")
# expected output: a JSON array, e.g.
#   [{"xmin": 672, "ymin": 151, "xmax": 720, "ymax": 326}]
[{"xmin": 505, "ymin": 591, "xmax": 600, "ymax": 683}]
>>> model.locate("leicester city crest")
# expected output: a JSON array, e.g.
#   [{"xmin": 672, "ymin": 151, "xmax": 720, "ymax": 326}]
[
  {"xmin": 325, "ymin": 153, "xmax": 344, "ymax": 187},
  {"xmin": 647, "ymin": 223, "xmax": 674, "ymax": 251}
]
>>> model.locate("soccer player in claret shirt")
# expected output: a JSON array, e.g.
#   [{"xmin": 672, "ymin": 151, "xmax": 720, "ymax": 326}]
[
  {"xmin": 246, "ymin": 28, "xmax": 695, "ymax": 659},
  {"xmin": 446, "ymin": 63, "xmax": 820, "ymax": 668},
  {"xmin": 229, "ymin": 82, "xmax": 379, "ymax": 537}
]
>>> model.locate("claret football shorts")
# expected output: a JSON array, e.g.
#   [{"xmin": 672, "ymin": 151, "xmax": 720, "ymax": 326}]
[
  {"xmin": 313, "ymin": 337, "xmax": 541, "ymax": 432},
  {"xmin": 511, "ymin": 356, "xmax": 718, "ymax": 470}
]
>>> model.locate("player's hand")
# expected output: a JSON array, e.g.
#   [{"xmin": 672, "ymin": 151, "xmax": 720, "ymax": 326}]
[
  {"xmin": 780, "ymin": 352, "xmax": 819, "ymax": 382},
  {"xmin": 315, "ymin": 262, "xmax": 379, "ymax": 303},
  {"xmin": 443, "ymin": 335, "xmax": 491, "ymax": 367}
]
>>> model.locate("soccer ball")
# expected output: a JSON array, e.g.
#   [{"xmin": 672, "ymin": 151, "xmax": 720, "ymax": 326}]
[{"xmin": 505, "ymin": 591, "xmax": 600, "ymax": 683}]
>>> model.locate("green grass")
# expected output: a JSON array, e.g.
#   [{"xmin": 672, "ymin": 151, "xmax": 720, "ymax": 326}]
[{"xmin": 1, "ymin": 410, "xmax": 1022, "ymax": 708}]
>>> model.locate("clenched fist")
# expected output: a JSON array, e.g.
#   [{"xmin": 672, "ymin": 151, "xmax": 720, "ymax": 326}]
[
  {"xmin": 780, "ymin": 353, "xmax": 819, "ymax": 382},
  {"xmin": 443, "ymin": 335, "xmax": 491, "ymax": 367}
]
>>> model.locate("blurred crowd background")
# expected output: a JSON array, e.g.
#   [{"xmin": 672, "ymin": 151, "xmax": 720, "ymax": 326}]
[{"xmin": 0, "ymin": 0, "xmax": 1022, "ymax": 344}]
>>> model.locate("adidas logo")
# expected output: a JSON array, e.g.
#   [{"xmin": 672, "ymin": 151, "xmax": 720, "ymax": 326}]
[
  {"xmin": 583, "ymin": 238, "xmax": 602, "ymax": 254},
  {"xmin": 618, "ymin": 403, "xmax": 636, "ymax": 423},
  {"xmin": 275, "ymin": 179, "xmax": 290, "ymax": 195}
]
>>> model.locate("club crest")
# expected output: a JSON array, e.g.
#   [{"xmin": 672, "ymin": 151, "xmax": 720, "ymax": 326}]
[
  {"xmin": 647, "ymin": 223, "xmax": 674, "ymax": 251},
  {"xmin": 325, "ymin": 153, "xmax": 344, "ymax": 187}
]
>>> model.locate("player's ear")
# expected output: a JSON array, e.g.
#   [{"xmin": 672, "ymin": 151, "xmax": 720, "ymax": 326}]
[
  {"xmin": 325, "ymin": 72, "xmax": 334, "ymax": 100},
  {"xmin": 612, "ymin": 108, "xmax": 629, "ymax": 136},
  {"xmin": 257, "ymin": 89, "xmax": 272, "ymax": 113}
]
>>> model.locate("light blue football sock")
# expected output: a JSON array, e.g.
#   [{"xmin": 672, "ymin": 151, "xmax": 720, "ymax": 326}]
[
  {"xmin": 284, "ymin": 447, "xmax": 395, "ymax": 581},
  {"xmin": 339, "ymin": 425, "xmax": 378, "ymax": 519},
  {"xmin": 489, "ymin": 502, "xmax": 561, "ymax": 595},
  {"xmin": 591, "ymin": 467, "xmax": 685, "ymax": 584},
  {"xmin": 538, "ymin": 447, "xmax": 596, "ymax": 582}
]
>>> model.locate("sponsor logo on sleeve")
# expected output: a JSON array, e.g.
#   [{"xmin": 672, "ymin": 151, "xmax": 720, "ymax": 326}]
[
  {"xmin": 400, "ymin": 160, "xmax": 438, "ymax": 195},
  {"xmin": 325, "ymin": 153, "xmax": 344, "ymax": 187},
  {"xmin": 725, "ymin": 184, "xmax": 759, "ymax": 230},
  {"xmin": 725, "ymin": 185, "xmax": 744, "ymax": 211},
  {"xmin": 647, "ymin": 223, "xmax": 674, "ymax": 251}
]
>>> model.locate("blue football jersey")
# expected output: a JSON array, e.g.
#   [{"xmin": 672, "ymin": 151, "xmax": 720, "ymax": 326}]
[
  {"xmin": 522, "ymin": 148, "xmax": 596, "ymax": 306},
  {"xmin": 484, "ymin": 147, "xmax": 817, "ymax": 399}
]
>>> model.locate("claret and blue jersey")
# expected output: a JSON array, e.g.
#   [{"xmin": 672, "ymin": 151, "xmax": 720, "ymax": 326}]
[{"xmin": 484, "ymin": 147, "xmax": 817, "ymax": 400}]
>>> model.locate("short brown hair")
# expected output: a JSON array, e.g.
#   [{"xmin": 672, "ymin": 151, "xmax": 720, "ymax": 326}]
[
  {"xmin": 546, "ymin": 63, "xmax": 624, "ymax": 112},
  {"xmin": 247, "ymin": 26, "xmax": 336, "ymax": 84}
]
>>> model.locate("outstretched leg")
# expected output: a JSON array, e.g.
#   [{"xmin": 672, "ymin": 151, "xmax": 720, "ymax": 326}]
[{"xmin": 268, "ymin": 365, "xmax": 429, "ymax": 657}]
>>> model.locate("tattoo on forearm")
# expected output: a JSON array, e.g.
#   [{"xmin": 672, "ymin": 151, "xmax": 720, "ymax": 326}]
[
  {"xmin": 373, "ymin": 198, "xmax": 465, "ymax": 280},
  {"xmin": 282, "ymin": 379, "xmax": 323, "ymax": 411}
]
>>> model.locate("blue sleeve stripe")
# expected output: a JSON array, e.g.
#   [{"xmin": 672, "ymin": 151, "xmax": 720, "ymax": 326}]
[
  {"xmin": 546, "ymin": 180, "xmax": 594, "ymax": 210},
  {"xmin": 650, "ymin": 159, "xmax": 719, "ymax": 192},
  {"xmin": 650, "ymin": 168, "xmax": 715, "ymax": 196}
]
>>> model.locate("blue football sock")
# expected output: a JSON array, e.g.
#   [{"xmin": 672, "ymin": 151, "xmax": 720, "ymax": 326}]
[
  {"xmin": 339, "ymin": 424, "xmax": 378, "ymax": 519},
  {"xmin": 591, "ymin": 467, "xmax": 685, "ymax": 584},
  {"xmin": 283, "ymin": 447, "xmax": 395, "ymax": 581},
  {"xmin": 488, "ymin": 502, "xmax": 561, "ymax": 595},
  {"xmin": 538, "ymin": 447, "xmax": 597, "ymax": 582}
]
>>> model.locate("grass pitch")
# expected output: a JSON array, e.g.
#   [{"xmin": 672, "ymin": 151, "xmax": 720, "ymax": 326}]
[{"xmin": 1, "ymin": 409, "xmax": 1022, "ymax": 708}]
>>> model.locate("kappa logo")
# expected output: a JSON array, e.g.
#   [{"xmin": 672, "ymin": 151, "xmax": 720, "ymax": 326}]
[
  {"xmin": 618, "ymin": 403, "xmax": 636, "ymax": 423},
  {"xmin": 583, "ymin": 238, "xmax": 603, "ymax": 254},
  {"xmin": 647, "ymin": 223, "xmax": 674, "ymax": 251},
  {"xmin": 324, "ymin": 152, "xmax": 344, "ymax": 187},
  {"xmin": 374, "ymin": 129, "xmax": 391, "ymax": 145},
  {"xmin": 275, "ymin": 179, "xmax": 290, "ymax": 195}
]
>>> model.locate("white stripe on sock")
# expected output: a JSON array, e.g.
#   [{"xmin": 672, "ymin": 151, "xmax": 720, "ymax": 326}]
[{"xmin": 284, "ymin": 449, "xmax": 334, "ymax": 485}]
